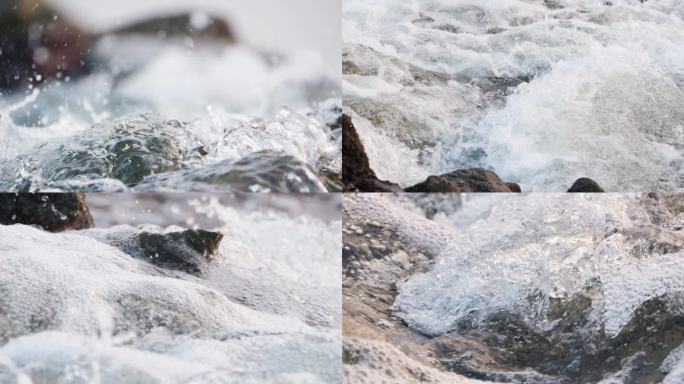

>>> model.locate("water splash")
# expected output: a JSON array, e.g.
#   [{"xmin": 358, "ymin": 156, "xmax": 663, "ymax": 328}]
[
  {"xmin": 344, "ymin": 0, "xmax": 684, "ymax": 190},
  {"xmin": 0, "ymin": 36, "xmax": 340, "ymax": 192}
]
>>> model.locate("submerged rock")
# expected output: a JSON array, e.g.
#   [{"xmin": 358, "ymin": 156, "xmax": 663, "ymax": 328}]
[
  {"xmin": 0, "ymin": 193, "xmax": 93, "ymax": 232},
  {"xmin": 85, "ymin": 225, "xmax": 224, "ymax": 275},
  {"xmin": 440, "ymin": 294, "xmax": 684, "ymax": 384},
  {"xmin": 405, "ymin": 169, "xmax": 520, "ymax": 193},
  {"xmin": 341, "ymin": 114, "xmax": 402, "ymax": 192},
  {"xmin": 6, "ymin": 114, "xmax": 202, "ymax": 190},
  {"xmin": 137, "ymin": 229, "xmax": 224, "ymax": 275},
  {"xmin": 0, "ymin": 224, "xmax": 237, "ymax": 343},
  {"xmin": 568, "ymin": 178, "xmax": 605, "ymax": 193},
  {"xmin": 134, "ymin": 151, "xmax": 328, "ymax": 193}
]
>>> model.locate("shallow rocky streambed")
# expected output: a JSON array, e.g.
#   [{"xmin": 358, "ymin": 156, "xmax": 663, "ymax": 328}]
[{"xmin": 343, "ymin": 193, "xmax": 684, "ymax": 383}]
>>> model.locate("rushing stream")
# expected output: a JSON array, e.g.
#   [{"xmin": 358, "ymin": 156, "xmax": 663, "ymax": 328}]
[
  {"xmin": 343, "ymin": 193, "xmax": 684, "ymax": 383},
  {"xmin": 0, "ymin": 4, "xmax": 340, "ymax": 192},
  {"xmin": 343, "ymin": 0, "xmax": 684, "ymax": 191},
  {"xmin": 0, "ymin": 194, "xmax": 342, "ymax": 383}
]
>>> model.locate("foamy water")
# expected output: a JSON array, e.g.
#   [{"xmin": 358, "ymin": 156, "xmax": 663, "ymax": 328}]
[
  {"xmin": 344, "ymin": 193, "xmax": 684, "ymax": 381},
  {"xmin": 0, "ymin": 195, "xmax": 342, "ymax": 383},
  {"xmin": 343, "ymin": 0, "xmax": 684, "ymax": 191}
]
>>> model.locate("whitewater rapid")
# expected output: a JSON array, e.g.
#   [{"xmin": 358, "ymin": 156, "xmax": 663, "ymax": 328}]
[
  {"xmin": 0, "ymin": 195, "xmax": 342, "ymax": 383},
  {"xmin": 343, "ymin": 0, "xmax": 684, "ymax": 191},
  {"xmin": 343, "ymin": 193, "xmax": 684, "ymax": 382}
]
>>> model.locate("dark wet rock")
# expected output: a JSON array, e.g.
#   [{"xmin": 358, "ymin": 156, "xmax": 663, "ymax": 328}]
[
  {"xmin": 568, "ymin": 178, "xmax": 605, "ymax": 193},
  {"xmin": 137, "ymin": 229, "xmax": 223, "ymax": 275},
  {"xmin": 506, "ymin": 183, "xmax": 522, "ymax": 193},
  {"xmin": 85, "ymin": 225, "xmax": 224, "ymax": 275},
  {"xmin": 405, "ymin": 169, "xmax": 520, "ymax": 193},
  {"xmin": 0, "ymin": 193, "xmax": 93, "ymax": 232},
  {"xmin": 405, "ymin": 176, "xmax": 462, "ymax": 193},
  {"xmin": 134, "ymin": 150, "xmax": 328, "ymax": 193},
  {"xmin": 0, "ymin": 0, "xmax": 91, "ymax": 92},
  {"xmin": 342, "ymin": 114, "xmax": 402, "ymax": 192},
  {"xmin": 438, "ymin": 292, "xmax": 684, "ymax": 384},
  {"xmin": 0, "ymin": 1, "xmax": 235, "ymax": 92}
]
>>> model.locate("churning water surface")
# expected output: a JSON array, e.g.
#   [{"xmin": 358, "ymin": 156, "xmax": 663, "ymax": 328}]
[
  {"xmin": 343, "ymin": 0, "xmax": 684, "ymax": 191},
  {"xmin": 0, "ymin": 1, "xmax": 341, "ymax": 192}
]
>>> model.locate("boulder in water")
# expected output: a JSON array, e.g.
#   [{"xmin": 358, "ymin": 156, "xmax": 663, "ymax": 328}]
[
  {"xmin": 133, "ymin": 150, "xmax": 329, "ymax": 193},
  {"xmin": 137, "ymin": 229, "xmax": 224, "ymax": 275},
  {"xmin": 405, "ymin": 169, "xmax": 520, "ymax": 193},
  {"xmin": 342, "ymin": 114, "xmax": 402, "ymax": 192},
  {"xmin": 0, "ymin": 193, "xmax": 93, "ymax": 232},
  {"xmin": 0, "ymin": 1, "xmax": 236, "ymax": 92},
  {"xmin": 0, "ymin": 0, "xmax": 91, "ymax": 91},
  {"xmin": 568, "ymin": 178, "xmax": 605, "ymax": 193},
  {"xmin": 506, "ymin": 183, "xmax": 522, "ymax": 193},
  {"xmin": 83, "ymin": 225, "xmax": 224, "ymax": 275},
  {"xmin": 9, "ymin": 114, "xmax": 201, "ymax": 189}
]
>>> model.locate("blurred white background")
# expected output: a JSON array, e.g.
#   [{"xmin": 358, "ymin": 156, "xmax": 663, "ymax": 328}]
[{"xmin": 51, "ymin": 0, "xmax": 341, "ymax": 75}]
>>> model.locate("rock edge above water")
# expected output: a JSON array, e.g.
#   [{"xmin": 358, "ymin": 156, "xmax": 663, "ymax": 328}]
[
  {"xmin": 0, "ymin": 193, "xmax": 225, "ymax": 275},
  {"xmin": 0, "ymin": 193, "xmax": 94, "ymax": 232},
  {"xmin": 342, "ymin": 114, "xmax": 606, "ymax": 193}
]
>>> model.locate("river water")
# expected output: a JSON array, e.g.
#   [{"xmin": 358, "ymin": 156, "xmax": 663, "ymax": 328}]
[{"xmin": 343, "ymin": 0, "xmax": 684, "ymax": 191}]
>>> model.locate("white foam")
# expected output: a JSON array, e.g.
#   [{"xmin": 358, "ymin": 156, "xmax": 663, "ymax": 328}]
[
  {"xmin": 344, "ymin": 0, "xmax": 684, "ymax": 190},
  {"xmin": 345, "ymin": 194, "xmax": 684, "ymax": 338},
  {"xmin": 0, "ymin": 196, "xmax": 342, "ymax": 383},
  {"xmin": 117, "ymin": 45, "xmax": 332, "ymax": 120}
]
